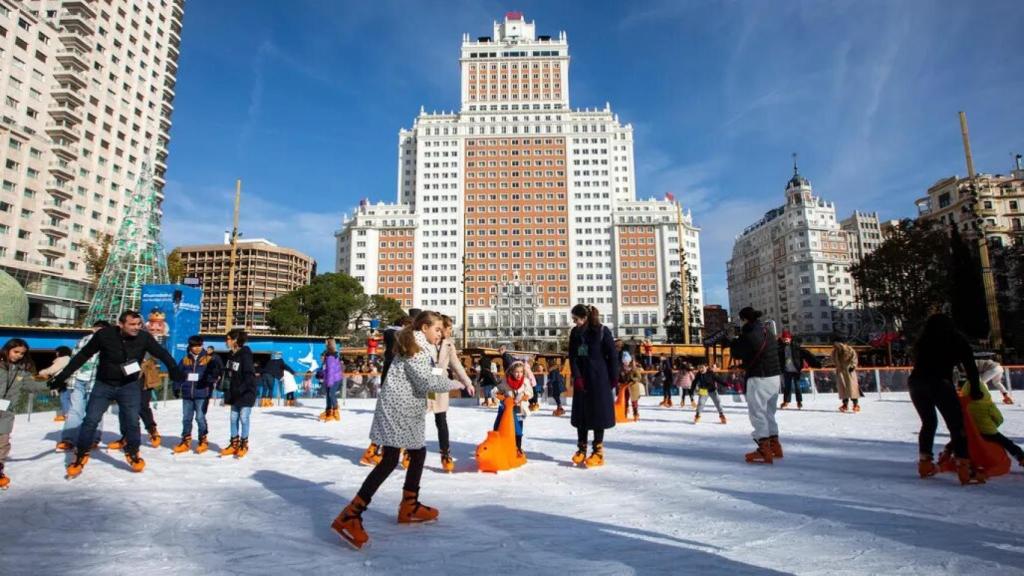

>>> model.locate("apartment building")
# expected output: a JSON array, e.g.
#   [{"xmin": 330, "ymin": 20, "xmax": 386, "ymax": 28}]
[
  {"xmin": 0, "ymin": 0, "xmax": 183, "ymax": 324},
  {"xmin": 336, "ymin": 13, "xmax": 703, "ymax": 345},
  {"xmin": 727, "ymin": 164, "xmax": 865, "ymax": 343},
  {"xmin": 915, "ymin": 160, "xmax": 1024, "ymax": 248}
]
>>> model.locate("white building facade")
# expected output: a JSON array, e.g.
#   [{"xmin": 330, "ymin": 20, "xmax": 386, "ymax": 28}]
[
  {"xmin": 0, "ymin": 0, "xmax": 183, "ymax": 324},
  {"xmin": 727, "ymin": 166, "xmax": 864, "ymax": 343},
  {"xmin": 336, "ymin": 13, "xmax": 703, "ymax": 345}
]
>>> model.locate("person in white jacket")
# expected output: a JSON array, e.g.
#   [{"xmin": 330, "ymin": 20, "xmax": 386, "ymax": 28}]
[
  {"xmin": 977, "ymin": 354, "xmax": 1013, "ymax": 405},
  {"xmin": 428, "ymin": 315, "xmax": 474, "ymax": 472},
  {"xmin": 331, "ymin": 311, "xmax": 471, "ymax": 550}
]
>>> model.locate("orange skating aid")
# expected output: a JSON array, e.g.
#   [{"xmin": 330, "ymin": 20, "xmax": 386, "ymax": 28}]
[
  {"xmin": 475, "ymin": 396, "xmax": 526, "ymax": 472},
  {"xmin": 614, "ymin": 385, "xmax": 632, "ymax": 424}
]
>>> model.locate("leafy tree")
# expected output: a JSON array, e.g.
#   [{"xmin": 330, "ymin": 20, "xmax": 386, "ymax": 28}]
[
  {"xmin": 266, "ymin": 273, "xmax": 405, "ymax": 336},
  {"xmin": 948, "ymin": 226, "xmax": 989, "ymax": 339},
  {"xmin": 266, "ymin": 292, "xmax": 307, "ymax": 334},
  {"xmin": 83, "ymin": 233, "xmax": 113, "ymax": 288},
  {"xmin": 850, "ymin": 219, "xmax": 951, "ymax": 339},
  {"xmin": 166, "ymin": 248, "xmax": 185, "ymax": 283},
  {"xmin": 992, "ymin": 242, "xmax": 1024, "ymax": 357},
  {"xmin": 664, "ymin": 279, "xmax": 684, "ymax": 344},
  {"xmin": 360, "ymin": 294, "xmax": 406, "ymax": 327}
]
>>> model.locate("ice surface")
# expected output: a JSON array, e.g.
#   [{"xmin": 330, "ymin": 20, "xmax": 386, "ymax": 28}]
[{"xmin": 1, "ymin": 393, "xmax": 1022, "ymax": 576}]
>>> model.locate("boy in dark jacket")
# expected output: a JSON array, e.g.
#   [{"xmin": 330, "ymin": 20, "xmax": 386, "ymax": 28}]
[
  {"xmin": 693, "ymin": 364, "xmax": 728, "ymax": 424},
  {"xmin": 777, "ymin": 331, "xmax": 821, "ymax": 409},
  {"xmin": 172, "ymin": 336, "xmax": 220, "ymax": 454}
]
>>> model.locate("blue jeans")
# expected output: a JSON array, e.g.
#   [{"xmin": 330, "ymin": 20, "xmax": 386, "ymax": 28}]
[
  {"xmin": 325, "ymin": 386, "xmax": 338, "ymax": 410},
  {"xmin": 270, "ymin": 378, "xmax": 281, "ymax": 400},
  {"xmin": 182, "ymin": 398, "xmax": 208, "ymax": 437},
  {"xmin": 230, "ymin": 406, "xmax": 251, "ymax": 439},
  {"xmin": 59, "ymin": 389, "xmax": 71, "ymax": 415},
  {"xmin": 78, "ymin": 380, "xmax": 141, "ymax": 455},
  {"xmin": 61, "ymin": 379, "xmax": 102, "ymax": 445},
  {"xmin": 782, "ymin": 372, "xmax": 803, "ymax": 404}
]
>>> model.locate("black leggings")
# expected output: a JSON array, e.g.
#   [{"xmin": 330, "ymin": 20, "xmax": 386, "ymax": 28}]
[
  {"xmin": 434, "ymin": 412, "xmax": 449, "ymax": 452},
  {"xmin": 357, "ymin": 446, "xmax": 426, "ymax": 504},
  {"xmin": 909, "ymin": 379, "xmax": 966, "ymax": 458},
  {"xmin": 139, "ymin": 386, "xmax": 156, "ymax": 432},
  {"xmin": 982, "ymin": 433, "xmax": 1024, "ymax": 460},
  {"xmin": 576, "ymin": 427, "xmax": 605, "ymax": 447},
  {"xmin": 680, "ymin": 387, "xmax": 694, "ymax": 402}
]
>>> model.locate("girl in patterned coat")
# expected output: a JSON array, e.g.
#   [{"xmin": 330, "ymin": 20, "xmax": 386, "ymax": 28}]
[{"xmin": 331, "ymin": 311, "xmax": 471, "ymax": 550}]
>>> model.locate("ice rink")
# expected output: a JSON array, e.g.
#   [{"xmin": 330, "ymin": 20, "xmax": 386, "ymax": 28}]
[{"xmin": 1, "ymin": 392, "xmax": 1023, "ymax": 575}]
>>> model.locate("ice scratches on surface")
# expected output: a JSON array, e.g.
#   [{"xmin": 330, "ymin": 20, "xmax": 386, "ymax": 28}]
[{"xmin": 1, "ymin": 394, "xmax": 1023, "ymax": 575}]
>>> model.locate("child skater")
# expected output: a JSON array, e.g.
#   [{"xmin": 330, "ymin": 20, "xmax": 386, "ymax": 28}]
[
  {"xmin": 331, "ymin": 311, "xmax": 471, "ymax": 550},
  {"xmin": 493, "ymin": 360, "xmax": 533, "ymax": 456},
  {"xmin": 429, "ymin": 315, "xmax": 475, "ymax": 472},
  {"xmin": 693, "ymin": 363, "xmax": 728, "ymax": 424},
  {"xmin": 0, "ymin": 339, "xmax": 41, "ymax": 489},
  {"xmin": 625, "ymin": 360, "xmax": 644, "ymax": 421},
  {"xmin": 675, "ymin": 359, "xmax": 696, "ymax": 408},
  {"xmin": 548, "ymin": 359, "xmax": 566, "ymax": 417},
  {"xmin": 962, "ymin": 376, "xmax": 1024, "ymax": 468}
]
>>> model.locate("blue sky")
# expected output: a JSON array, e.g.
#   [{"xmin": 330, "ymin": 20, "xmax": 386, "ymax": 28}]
[{"xmin": 162, "ymin": 0, "xmax": 1024, "ymax": 309}]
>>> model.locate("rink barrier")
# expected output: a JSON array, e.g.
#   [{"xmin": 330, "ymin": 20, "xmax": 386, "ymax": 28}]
[{"xmin": 14, "ymin": 366, "xmax": 1024, "ymax": 417}]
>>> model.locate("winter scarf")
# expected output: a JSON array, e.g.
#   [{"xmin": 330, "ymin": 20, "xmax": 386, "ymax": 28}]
[{"xmin": 505, "ymin": 362, "xmax": 526, "ymax": 391}]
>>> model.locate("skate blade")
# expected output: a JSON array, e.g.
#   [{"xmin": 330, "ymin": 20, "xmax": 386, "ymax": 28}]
[{"xmin": 332, "ymin": 526, "xmax": 367, "ymax": 550}]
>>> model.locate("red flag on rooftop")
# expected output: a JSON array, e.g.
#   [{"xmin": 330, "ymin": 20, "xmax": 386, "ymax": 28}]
[
  {"xmin": 665, "ymin": 192, "xmax": 675, "ymax": 202},
  {"xmin": 506, "ymin": 11, "xmax": 523, "ymax": 20}
]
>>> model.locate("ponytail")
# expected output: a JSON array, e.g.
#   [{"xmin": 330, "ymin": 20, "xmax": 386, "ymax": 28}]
[
  {"xmin": 571, "ymin": 303, "xmax": 602, "ymax": 332},
  {"xmin": 396, "ymin": 310, "xmax": 444, "ymax": 358}
]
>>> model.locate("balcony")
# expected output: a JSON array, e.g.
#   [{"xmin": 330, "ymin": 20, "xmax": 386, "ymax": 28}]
[
  {"xmin": 43, "ymin": 201, "xmax": 71, "ymax": 219},
  {"xmin": 37, "ymin": 239, "xmax": 68, "ymax": 255},
  {"xmin": 60, "ymin": 9, "xmax": 96, "ymax": 36},
  {"xmin": 48, "ymin": 102, "xmax": 82, "ymax": 124},
  {"xmin": 45, "ymin": 121, "xmax": 81, "ymax": 141},
  {"xmin": 63, "ymin": 1, "xmax": 98, "ymax": 19},
  {"xmin": 58, "ymin": 29, "xmax": 92, "ymax": 52},
  {"xmin": 55, "ymin": 48, "xmax": 90, "ymax": 70},
  {"xmin": 51, "ymin": 83, "xmax": 85, "ymax": 107},
  {"xmin": 40, "ymin": 221, "xmax": 70, "ymax": 237},
  {"xmin": 50, "ymin": 140, "xmax": 78, "ymax": 160},
  {"xmin": 49, "ymin": 161, "xmax": 76, "ymax": 181},
  {"xmin": 53, "ymin": 66, "xmax": 88, "ymax": 89},
  {"xmin": 46, "ymin": 180, "xmax": 74, "ymax": 200}
]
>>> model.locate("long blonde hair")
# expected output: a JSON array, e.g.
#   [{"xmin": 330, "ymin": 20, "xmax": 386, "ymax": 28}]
[{"xmin": 397, "ymin": 311, "xmax": 444, "ymax": 358}]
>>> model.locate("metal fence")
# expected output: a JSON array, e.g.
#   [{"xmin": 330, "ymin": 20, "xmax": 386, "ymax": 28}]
[{"xmin": 13, "ymin": 366, "xmax": 1024, "ymax": 418}]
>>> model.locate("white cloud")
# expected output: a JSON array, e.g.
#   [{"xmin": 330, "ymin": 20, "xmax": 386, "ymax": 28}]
[{"xmin": 161, "ymin": 180, "xmax": 342, "ymax": 272}]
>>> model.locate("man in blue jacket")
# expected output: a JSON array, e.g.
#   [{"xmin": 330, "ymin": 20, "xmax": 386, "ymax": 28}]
[{"xmin": 171, "ymin": 335, "xmax": 219, "ymax": 454}]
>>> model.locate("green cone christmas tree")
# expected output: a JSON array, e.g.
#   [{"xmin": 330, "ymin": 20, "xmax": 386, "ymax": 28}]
[{"xmin": 85, "ymin": 162, "xmax": 168, "ymax": 324}]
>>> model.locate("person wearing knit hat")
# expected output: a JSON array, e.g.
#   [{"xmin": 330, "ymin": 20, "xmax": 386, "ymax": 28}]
[{"xmin": 777, "ymin": 331, "xmax": 820, "ymax": 409}]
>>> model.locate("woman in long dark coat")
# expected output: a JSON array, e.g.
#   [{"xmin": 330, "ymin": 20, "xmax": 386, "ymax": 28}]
[{"xmin": 568, "ymin": 304, "xmax": 618, "ymax": 468}]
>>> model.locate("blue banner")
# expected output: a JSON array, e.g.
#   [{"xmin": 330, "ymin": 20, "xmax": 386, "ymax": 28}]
[{"xmin": 140, "ymin": 284, "xmax": 202, "ymax": 362}]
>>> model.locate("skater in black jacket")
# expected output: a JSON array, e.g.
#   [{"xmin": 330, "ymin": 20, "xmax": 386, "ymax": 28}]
[{"xmin": 54, "ymin": 311, "xmax": 184, "ymax": 478}]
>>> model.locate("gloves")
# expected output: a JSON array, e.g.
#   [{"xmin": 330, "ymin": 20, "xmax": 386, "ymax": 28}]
[
  {"xmin": 173, "ymin": 388, "xmax": 181, "ymax": 399},
  {"xmin": 573, "ymin": 378, "xmax": 584, "ymax": 392}
]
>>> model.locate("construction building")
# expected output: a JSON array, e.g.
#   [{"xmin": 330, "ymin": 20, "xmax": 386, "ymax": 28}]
[{"xmin": 176, "ymin": 238, "xmax": 314, "ymax": 333}]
